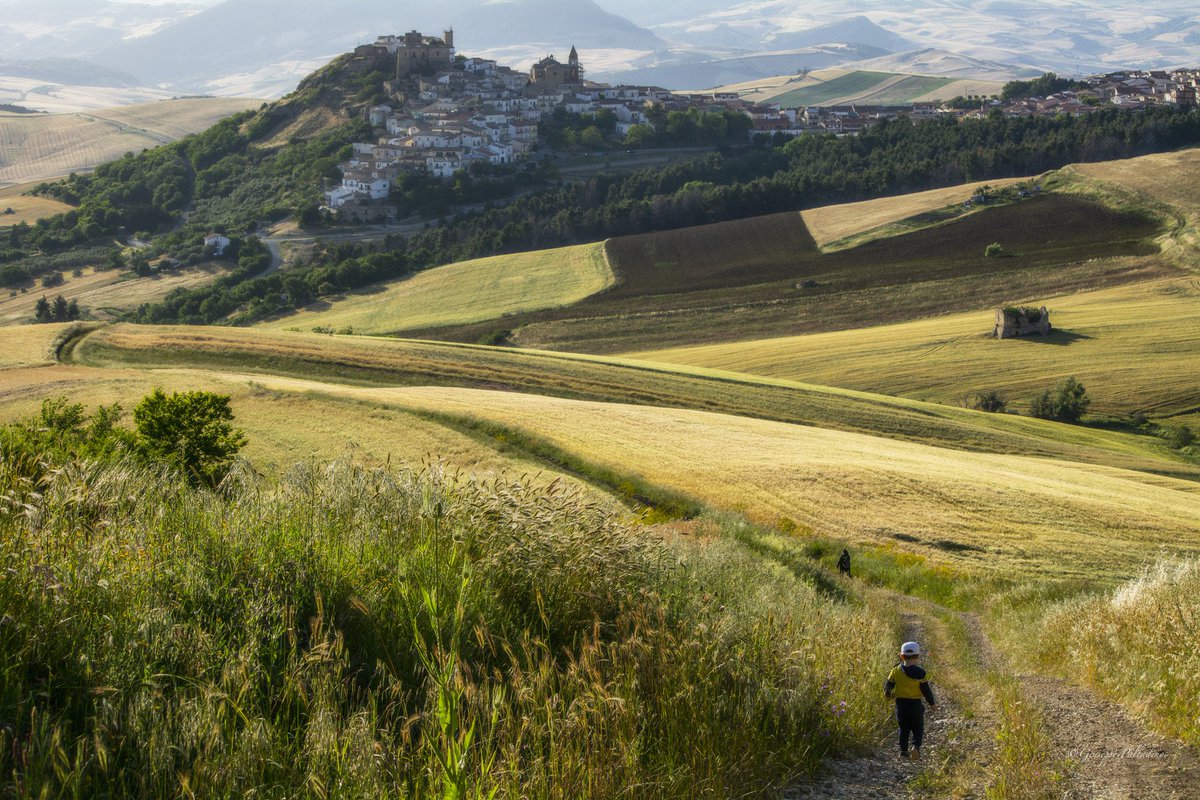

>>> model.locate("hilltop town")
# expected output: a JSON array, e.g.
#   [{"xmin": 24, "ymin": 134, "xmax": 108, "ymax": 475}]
[{"xmin": 324, "ymin": 30, "xmax": 1200, "ymax": 220}]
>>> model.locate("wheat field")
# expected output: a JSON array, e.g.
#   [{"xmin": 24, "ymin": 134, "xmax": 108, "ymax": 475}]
[
  {"xmin": 70, "ymin": 324, "xmax": 1200, "ymax": 481},
  {"xmin": 0, "ymin": 98, "xmax": 259, "ymax": 186},
  {"xmin": 1067, "ymin": 148, "xmax": 1200, "ymax": 213},
  {"xmin": 800, "ymin": 177, "xmax": 1031, "ymax": 247},
  {"xmin": 0, "ymin": 263, "xmax": 236, "ymax": 325},
  {"xmin": 260, "ymin": 242, "xmax": 615, "ymax": 334},
  {"xmin": 0, "ymin": 323, "xmax": 77, "ymax": 368},
  {"xmin": 0, "ymin": 181, "xmax": 74, "ymax": 226},
  {"xmin": 627, "ymin": 276, "xmax": 1200, "ymax": 423},
  {"xmin": 0, "ymin": 362, "xmax": 612, "ymax": 500},
  {"xmin": 143, "ymin": 373, "xmax": 1200, "ymax": 581}
]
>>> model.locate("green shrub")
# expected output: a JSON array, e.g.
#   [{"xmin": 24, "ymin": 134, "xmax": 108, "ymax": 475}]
[
  {"xmin": 1164, "ymin": 423, "xmax": 1196, "ymax": 450},
  {"xmin": 972, "ymin": 390, "xmax": 1008, "ymax": 413},
  {"xmin": 133, "ymin": 388, "xmax": 247, "ymax": 487},
  {"xmin": 1029, "ymin": 377, "xmax": 1089, "ymax": 423},
  {"xmin": 985, "ymin": 242, "xmax": 1004, "ymax": 258}
]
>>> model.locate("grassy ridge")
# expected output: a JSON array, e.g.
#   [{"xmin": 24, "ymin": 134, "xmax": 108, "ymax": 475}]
[
  {"xmin": 260, "ymin": 242, "xmax": 614, "ymax": 335},
  {"xmin": 800, "ymin": 177, "xmax": 1030, "ymax": 247},
  {"xmin": 0, "ymin": 362, "xmax": 619, "ymax": 495},
  {"xmin": 629, "ymin": 276, "xmax": 1200, "ymax": 422},
  {"xmin": 69, "ymin": 324, "xmax": 1200, "ymax": 480}
]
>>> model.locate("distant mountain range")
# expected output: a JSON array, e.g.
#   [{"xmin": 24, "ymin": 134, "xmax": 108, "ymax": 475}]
[{"xmin": 1, "ymin": 0, "xmax": 1198, "ymax": 101}]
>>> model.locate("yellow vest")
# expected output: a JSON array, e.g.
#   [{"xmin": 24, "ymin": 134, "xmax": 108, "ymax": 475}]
[{"xmin": 887, "ymin": 664, "xmax": 928, "ymax": 700}]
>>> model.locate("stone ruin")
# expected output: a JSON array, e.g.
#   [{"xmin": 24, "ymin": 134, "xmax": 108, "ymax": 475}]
[{"xmin": 994, "ymin": 305, "xmax": 1051, "ymax": 339}]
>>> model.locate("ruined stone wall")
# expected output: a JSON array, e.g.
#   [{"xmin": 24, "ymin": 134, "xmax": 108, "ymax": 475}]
[{"xmin": 994, "ymin": 306, "xmax": 1052, "ymax": 338}]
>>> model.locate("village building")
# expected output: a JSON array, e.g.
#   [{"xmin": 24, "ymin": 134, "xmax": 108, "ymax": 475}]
[
  {"xmin": 530, "ymin": 47, "xmax": 582, "ymax": 89},
  {"xmin": 203, "ymin": 233, "xmax": 231, "ymax": 257}
]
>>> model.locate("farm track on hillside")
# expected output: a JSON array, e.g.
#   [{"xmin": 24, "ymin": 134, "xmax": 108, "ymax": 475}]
[{"xmin": 793, "ymin": 598, "xmax": 1200, "ymax": 798}]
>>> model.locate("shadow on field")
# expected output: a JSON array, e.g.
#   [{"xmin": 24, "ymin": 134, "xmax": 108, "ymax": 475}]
[{"xmin": 1017, "ymin": 330, "xmax": 1092, "ymax": 346}]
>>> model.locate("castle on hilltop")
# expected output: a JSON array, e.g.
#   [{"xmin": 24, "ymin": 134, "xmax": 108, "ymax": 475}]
[
  {"xmin": 355, "ymin": 30, "xmax": 456, "ymax": 79},
  {"xmin": 530, "ymin": 46, "xmax": 582, "ymax": 89}
]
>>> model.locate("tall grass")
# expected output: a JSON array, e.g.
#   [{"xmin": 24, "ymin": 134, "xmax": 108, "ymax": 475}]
[
  {"xmin": 0, "ymin": 454, "xmax": 893, "ymax": 797},
  {"xmin": 1030, "ymin": 559, "xmax": 1200, "ymax": 746}
]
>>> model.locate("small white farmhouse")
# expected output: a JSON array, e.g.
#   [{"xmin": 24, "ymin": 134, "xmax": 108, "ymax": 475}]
[{"xmin": 203, "ymin": 233, "xmax": 231, "ymax": 256}]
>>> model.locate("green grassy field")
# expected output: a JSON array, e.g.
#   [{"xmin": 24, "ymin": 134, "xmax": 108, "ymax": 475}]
[
  {"xmin": 628, "ymin": 276, "xmax": 1200, "ymax": 423},
  {"xmin": 771, "ymin": 71, "xmax": 896, "ymax": 107},
  {"xmin": 259, "ymin": 242, "xmax": 614, "ymax": 335},
  {"xmin": 849, "ymin": 75, "xmax": 955, "ymax": 104}
]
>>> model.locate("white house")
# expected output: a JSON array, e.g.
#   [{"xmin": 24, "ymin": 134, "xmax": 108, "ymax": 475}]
[{"xmin": 203, "ymin": 233, "xmax": 231, "ymax": 256}]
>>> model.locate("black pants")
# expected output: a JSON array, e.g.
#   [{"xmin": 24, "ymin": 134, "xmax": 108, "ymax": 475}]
[{"xmin": 896, "ymin": 699, "xmax": 925, "ymax": 753}]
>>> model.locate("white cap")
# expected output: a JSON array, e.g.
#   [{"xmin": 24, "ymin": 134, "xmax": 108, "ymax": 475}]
[{"xmin": 900, "ymin": 641, "xmax": 921, "ymax": 656}]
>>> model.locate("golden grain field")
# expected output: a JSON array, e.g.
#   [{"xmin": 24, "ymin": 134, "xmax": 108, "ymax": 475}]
[
  {"xmin": 160, "ymin": 374, "xmax": 1200, "ymax": 581},
  {"xmin": 0, "ymin": 363, "xmax": 612, "ymax": 501},
  {"xmin": 800, "ymin": 177, "xmax": 1031, "ymax": 247},
  {"xmin": 0, "ymin": 98, "xmax": 260, "ymax": 186},
  {"xmin": 260, "ymin": 243, "xmax": 614, "ymax": 334},
  {"xmin": 0, "ymin": 263, "xmax": 236, "ymax": 325},
  {"xmin": 1068, "ymin": 148, "xmax": 1200, "ymax": 213},
  {"xmin": 0, "ymin": 181, "xmax": 75, "ymax": 226},
  {"xmin": 0, "ymin": 323, "xmax": 77, "ymax": 368},
  {"xmin": 627, "ymin": 276, "xmax": 1200, "ymax": 422},
  {"xmin": 70, "ymin": 323, "xmax": 1200, "ymax": 481}
]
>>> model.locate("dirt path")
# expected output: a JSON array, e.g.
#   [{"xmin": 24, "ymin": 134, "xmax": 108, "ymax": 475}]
[
  {"xmin": 790, "ymin": 604, "xmax": 1199, "ymax": 799},
  {"xmin": 957, "ymin": 612, "xmax": 1200, "ymax": 800},
  {"xmin": 788, "ymin": 610, "xmax": 991, "ymax": 799}
]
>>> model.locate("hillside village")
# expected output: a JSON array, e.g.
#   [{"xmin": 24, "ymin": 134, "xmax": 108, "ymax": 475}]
[{"xmin": 325, "ymin": 30, "xmax": 1200, "ymax": 219}]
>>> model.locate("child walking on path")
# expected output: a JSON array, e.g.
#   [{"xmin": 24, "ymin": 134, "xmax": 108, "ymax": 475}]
[{"xmin": 884, "ymin": 641, "xmax": 936, "ymax": 760}]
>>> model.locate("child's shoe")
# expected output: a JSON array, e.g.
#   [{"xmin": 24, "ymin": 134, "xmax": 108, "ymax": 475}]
[{"xmin": 910, "ymin": 747, "xmax": 921, "ymax": 761}]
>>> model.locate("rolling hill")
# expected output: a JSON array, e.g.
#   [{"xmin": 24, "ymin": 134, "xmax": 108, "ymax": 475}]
[
  {"xmin": 628, "ymin": 276, "xmax": 1200, "ymax": 425},
  {"xmin": 380, "ymin": 193, "xmax": 1164, "ymax": 353},
  {"xmin": 0, "ymin": 97, "xmax": 262, "ymax": 187},
  {"xmin": 3, "ymin": 321, "xmax": 1196, "ymax": 580},
  {"xmin": 260, "ymin": 243, "xmax": 614, "ymax": 335}
]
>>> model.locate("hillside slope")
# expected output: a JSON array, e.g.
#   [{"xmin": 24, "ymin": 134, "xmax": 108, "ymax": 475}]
[
  {"xmin": 0, "ymin": 98, "xmax": 261, "ymax": 186},
  {"xmin": 629, "ymin": 276, "xmax": 1200, "ymax": 423},
  {"xmin": 67, "ymin": 324, "xmax": 1200, "ymax": 481}
]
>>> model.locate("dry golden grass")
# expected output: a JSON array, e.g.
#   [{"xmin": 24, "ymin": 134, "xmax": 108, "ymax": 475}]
[
  {"xmin": 98, "ymin": 98, "xmax": 262, "ymax": 141},
  {"xmin": 1058, "ymin": 147, "xmax": 1200, "ymax": 266},
  {"xmin": 0, "ymin": 263, "xmax": 236, "ymax": 325},
  {"xmin": 1068, "ymin": 148, "xmax": 1200, "ymax": 213},
  {"xmin": 800, "ymin": 177, "xmax": 1031, "ymax": 247},
  {"xmin": 909, "ymin": 79, "xmax": 1005, "ymax": 102},
  {"xmin": 171, "ymin": 375, "xmax": 1200, "ymax": 581},
  {"xmin": 260, "ymin": 106, "xmax": 344, "ymax": 149},
  {"xmin": 71, "ymin": 323, "xmax": 1200, "ymax": 480},
  {"xmin": 0, "ymin": 181, "xmax": 74, "ymax": 226},
  {"xmin": 0, "ymin": 98, "xmax": 259, "ymax": 185},
  {"xmin": 261, "ymin": 243, "xmax": 614, "ymax": 334},
  {"xmin": 0, "ymin": 323, "xmax": 75, "ymax": 368},
  {"xmin": 0, "ymin": 363, "xmax": 612, "ymax": 499},
  {"xmin": 627, "ymin": 276, "xmax": 1200, "ymax": 422}
]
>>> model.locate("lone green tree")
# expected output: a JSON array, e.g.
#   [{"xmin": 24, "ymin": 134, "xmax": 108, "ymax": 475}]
[
  {"xmin": 133, "ymin": 389, "xmax": 246, "ymax": 487},
  {"xmin": 1029, "ymin": 376, "xmax": 1090, "ymax": 423}
]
